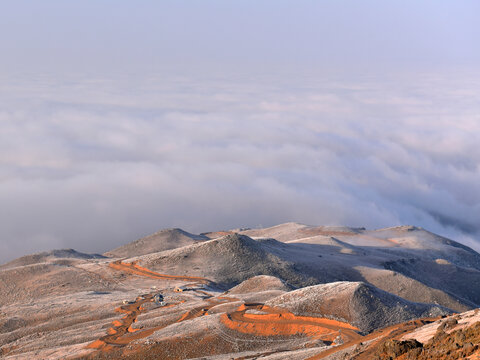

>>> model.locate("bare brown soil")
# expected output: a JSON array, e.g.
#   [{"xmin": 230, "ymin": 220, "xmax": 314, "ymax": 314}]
[
  {"xmin": 377, "ymin": 321, "xmax": 480, "ymax": 359},
  {"xmin": 108, "ymin": 260, "xmax": 209, "ymax": 284},
  {"xmin": 4, "ymin": 223, "xmax": 480, "ymax": 360},
  {"xmin": 87, "ymin": 332, "xmax": 240, "ymax": 360},
  {"xmin": 86, "ymin": 260, "xmax": 238, "ymax": 357},
  {"xmin": 87, "ymin": 260, "xmax": 364, "ymax": 359},
  {"xmin": 305, "ymin": 318, "xmax": 438, "ymax": 360},
  {"xmin": 221, "ymin": 303, "xmax": 360, "ymax": 342},
  {"xmin": 86, "ymin": 294, "xmax": 156, "ymax": 352},
  {"xmin": 298, "ymin": 227, "xmax": 358, "ymax": 237},
  {"xmin": 304, "ymin": 314, "xmax": 480, "ymax": 360}
]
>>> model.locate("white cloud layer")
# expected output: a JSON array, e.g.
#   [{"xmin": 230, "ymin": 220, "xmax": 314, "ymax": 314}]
[{"xmin": 1, "ymin": 70, "xmax": 479, "ymax": 262}]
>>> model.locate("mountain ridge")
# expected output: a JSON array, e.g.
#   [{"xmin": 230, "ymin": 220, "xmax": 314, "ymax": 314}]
[{"xmin": 1, "ymin": 222, "xmax": 480, "ymax": 359}]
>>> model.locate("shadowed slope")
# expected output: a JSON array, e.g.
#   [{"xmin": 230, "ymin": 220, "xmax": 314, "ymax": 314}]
[
  {"xmin": 126, "ymin": 228, "xmax": 480, "ymax": 311},
  {"xmin": 2, "ymin": 223, "xmax": 480, "ymax": 360},
  {"xmin": 240, "ymin": 222, "xmax": 363, "ymax": 242},
  {"xmin": 228, "ymin": 275, "xmax": 292, "ymax": 294},
  {"xmin": 266, "ymin": 281, "xmax": 451, "ymax": 333},
  {"xmin": 0, "ymin": 261, "xmax": 116, "ymax": 307},
  {"xmin": 104, "ymin": 228, "xmax": 208, "ymax": 258},
  {"xmin": 139, "ymin": 233, "xmax": 315, "ymax": 288},
  {"xmin": 0, "ymin": 249, "xmax": 105, "ymax": 270}
]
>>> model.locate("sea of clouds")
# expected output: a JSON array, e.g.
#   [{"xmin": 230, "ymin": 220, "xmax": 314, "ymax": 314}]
[{"xmin": 1, "ymin": 70, "xmax": 479, "ymax": 262}]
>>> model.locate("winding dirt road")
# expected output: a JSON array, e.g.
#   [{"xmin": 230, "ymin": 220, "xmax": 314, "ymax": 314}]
[
  {"xmin": 221, "ymin": 303, "xmax": 361, "ymax": 343},
  {"xmin": 87, "ymin": 261, "xmax": 234, "ymax": 354},
  {"xmin": 109, "ymin": 260, "xmax": 210, "ymax": 284},
  {"xmin": 87, "ymin": 260, "xmax": 365, "ymax": 359},
  {"xmin": 87, "ymin": 294, "xmax": 155, "ymax": 352}
]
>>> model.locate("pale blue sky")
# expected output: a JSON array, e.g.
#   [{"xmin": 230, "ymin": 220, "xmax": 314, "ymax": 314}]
[
  {"xmin": 1, "ymin": 1, "xmax": 479, "ymax": 75},
  {"xmin": 1, "ymin": 2, "xmax": 479, "ymax": 262}
]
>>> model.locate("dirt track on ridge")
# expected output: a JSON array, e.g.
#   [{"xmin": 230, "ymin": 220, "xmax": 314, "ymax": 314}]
[
  {"xmin": 108, "ymin": 260, "xmax": 210, "ymax": 284},
  {"xmin": 221, "ymin": 303, "xmax": 360, "ymax": 342},
  {"xmin": 87, "ymin": 260, "xmax": 365, "ymax": 358},
  {"xmin": 87, "ymin": 261, "xmax": 234, "ymax": 354}
]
